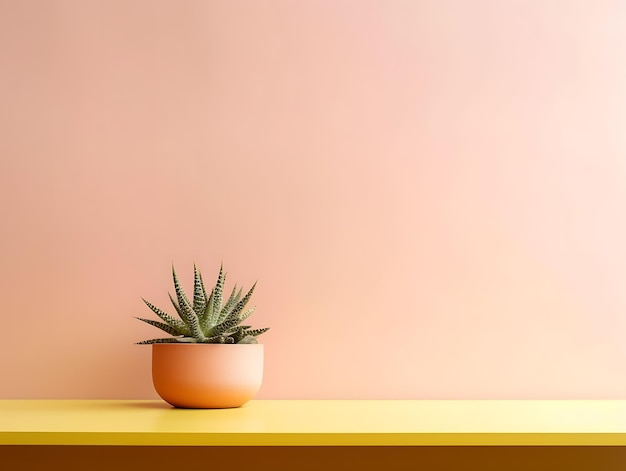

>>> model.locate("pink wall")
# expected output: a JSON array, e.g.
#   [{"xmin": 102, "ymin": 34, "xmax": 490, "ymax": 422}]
[{"xmin": 2, "ymin": 0, "xmax": 626, "ymax": 399}]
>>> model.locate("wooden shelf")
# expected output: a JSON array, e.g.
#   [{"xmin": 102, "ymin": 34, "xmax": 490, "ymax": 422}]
[{"xmin": 2, "ymin": 400, "xmax": 626, "ymax": 446}]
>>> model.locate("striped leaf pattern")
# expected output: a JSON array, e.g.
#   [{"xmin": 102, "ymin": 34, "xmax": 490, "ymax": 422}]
[
  {"xmin": 227, "ymin": 324, "xmax": 251, "ymax": 334},
  {"xmin": 232, "ymin": 326, "xmax": 269, "ymax": 343},
  {"xmin": 239, "ymin": 307, "xmax": 255, "ymax": 322},
  {"xmin": 192, "ymin": 264, "xmax": 207, "ymax": 316},
  {"xmin": 179, "ymin": 296, "xmax": 205, "ymax": 340},
  {"xmin": 230, "ymin": 325, "xmax": 251, "ymax": 343},
  {"xmin": 218, "ymin": 285, "xmax": 241, "ymax": 324},
  {"xmin": 210, "ymin": 314, "xmax": 243, "ymax": 336},
  {"xmin": 141, "ymin": 298, "xmax": 188, "ymax": 333},
  {"xmin": 136, "ymin": 264, "xmax": 269, "ymax": 345},
  {"xmin": 245, "ymin": 327, "xmax": 270, "ymax": 338},
  {"xmin": 172, "ymin": 266, "xmax": 205, "ymax": 340},
  {"xmin": 220, "ymin": 283, "xmax": 256, "ymax": 327},
  {"xmin": 203, "ymin": 288, "xmax": 215, "ymax": 330},
  {"xmin": 168, "ymin": 293, "xmax": 184, "ymax": 320},
  {"xmin": 172, "ymin": 266, "xmax": 192, "ymax": 312},
  {"xmin": 200, "ymin": 269, "xmax": 208, "ymax": 303},
  {"xmin": 135, "ymin": 317, "xmax": 181, "ymax": 336},
  {"xmin": 208, "ymin": 265, "xmax": 226, "ymax": 327},
  {"xmin": 199, "ymin": 288, "xmax": 214, "ymax": 331},
  {"xmin": 135, "ymin": 337, "xmax": 197, "ymax": 345}
]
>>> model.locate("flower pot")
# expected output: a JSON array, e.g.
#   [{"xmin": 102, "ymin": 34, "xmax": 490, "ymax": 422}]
[{"xmin": 151, "ymin": 343, "xmax": 264, "ymax": 409}]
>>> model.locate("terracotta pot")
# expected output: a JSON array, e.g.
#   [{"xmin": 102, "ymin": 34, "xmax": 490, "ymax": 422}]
[{"xmin": 151, "ymin": 343, "xmax": 264, "ymax": 409}]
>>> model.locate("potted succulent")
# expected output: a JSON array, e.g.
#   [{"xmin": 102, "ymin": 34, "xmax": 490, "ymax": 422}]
[{"xmin": 136, "ymin": 264, "xmax": 269, "ymax": 409}]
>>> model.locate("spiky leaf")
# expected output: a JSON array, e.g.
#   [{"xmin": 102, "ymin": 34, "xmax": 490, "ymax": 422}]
[
  {"xmin": 246, "ymin": 327, "xmax": 270, "ymax": 338},
  {"xmin": 220, "ymin": 283, "xmax": 256, "ymax": 326},
  {"xmin": 192, "ymin": 264, "xmax": 207, "ymax": 316},
  {"xmin": 204, "ymin": 288, "xmax": 215, "ymax": 325},
  {"xmin": 180, "ymin": 298, "xmax": 205, "ymax": 340},
  {"xmin": 199, "ymin": 288, "xmax": 214, "ymax": 331},
  {"xmin": 168, "ymin": 293, "xmax": 184, "ymax": 319},
  {"xmin": 230, "ymin": 325, "xmax": 252, "ymax": 343},
  {"xmin": 239, "ymin": 307, "xmax": 255, "ymax": 322},
  {"xmin": 231, "ymin": 325, "xmax": 268, "ymax": 343},
  {"xmin": 172, "ymin": 266, "xmax": 192, "ymax": 311},
  {"xmin": 135, "ymin": 337, "xmax": 197, "ymax": 345},
  {"xmin": 136, "ymin": 264, "xmax": 267, "ymax": 346},
  {"xmin": 226, "ymin": 324, "xmax": 251, "ymax": 335},
  {"xmin": 208, "ymin": 265, "xmax": 226, "ymax": 327},
  {"xmin": 210, "ymin": 308, "xmax": 254, "ymax": 336},
  {"xmin": 219, "ymin": 285, "xmax": 241, "ymax": 323},
  {"xmin": 172, "ymin": 266, "xmax": 205, "ymax": 340},
  {"xmin": 210, "ymin": 318, "xmax": 239, "ymax": 336},
  {"xmin": 142, "ymin": 298, "xmax": 188, "ymax": 333},
  {"xmin": 135, "ymin": 317, "xmax": 182, "ymax": 336}
]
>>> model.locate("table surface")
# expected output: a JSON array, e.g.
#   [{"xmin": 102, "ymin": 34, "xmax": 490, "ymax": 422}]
[{"xmin": 2, "ymin": 400, "xmax": 626, "ymax": 446}]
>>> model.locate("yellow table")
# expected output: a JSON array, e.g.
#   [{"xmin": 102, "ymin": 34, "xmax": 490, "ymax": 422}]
[{"xmin": 2, "ymin": 400, "xmax": 626, "ymax": 470}]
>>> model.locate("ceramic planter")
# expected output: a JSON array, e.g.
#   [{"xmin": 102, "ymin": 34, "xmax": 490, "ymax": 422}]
[{"xmin": 152, "ymin": 343, "xmax": 264, "ymax": 409}]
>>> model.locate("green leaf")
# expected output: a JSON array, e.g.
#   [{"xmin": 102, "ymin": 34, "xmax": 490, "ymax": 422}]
[
  {"xmin": 199, "ymin": 288, "xmax": 214, "ymax": 332},
  {"xmin": 135, "ymin": 317, "xmax": 181, "ymax": 336},
  {"xmin": 135, "ymin": 337, "xmax": 197, "ymax": 345},
  {"xmin": 172, "ymin": 266, "xmax": 192, "ymax": 311},
  {"xmin": 210, "ymin": 307, "xmax": 255, "ymax": 337},
  {"xmin": 219, "ymin": 285, "xmax": 241, "ymax": 323},
  {"xmin": 246, "ymin": 327, "xmax": 270, "ymax": 338},
  {"xmin": 239, "ymin": 307, "xmax": 255, "ymax": 322},
  {"xmin": 168, "ymin": 293, "xmax": 183, "ymax": 319},
  {"xmin": 226, "ymin": 324, "xmax": 251, "ymax": 334},
  {"xmin": 172, "ymin": 265, "xmax": 205, "ymax": 340},
  {"xmin": 210, "ymin": 314, "xmax": 243, "ymax": 336},
  {"xmin": 138, "ymin": 265, "xmax": 266, "ymax": 346},
  {"xmin": 180, "ymin": 298, "xmax": 205, "ymax": 340},
  {"xmin": 203, "ymin": 335, "xmax": 227, "ymax": 344},
  {"xmin": 220, "ymin": 282, "xmax": 256, "ymax": 327},
  {"xmin": 229, "ymin": 325, "xmax": 251, "ymax": 343},
  {"xmin": 219, "ymin": 308, "xmax": 255, "ymax": 338},
  {"xmin": 208, "ymin": 264, "xmax": 226, "ymax": 327},
  {"xmin": 230, "ymin": 325, "xmax": 267, "ymax": 343},
  {"xmin": 192, "ymin": 264, "xmax": 207, "ymax": 317},
  {"xmin": 141, "ymin": 298, "xmax": 188, "ymax": 334}
]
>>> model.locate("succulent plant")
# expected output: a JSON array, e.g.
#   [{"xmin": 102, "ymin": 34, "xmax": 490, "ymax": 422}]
[{"xmin": 136, "ymin": 264, "xmax": 269, "ymax": 345}]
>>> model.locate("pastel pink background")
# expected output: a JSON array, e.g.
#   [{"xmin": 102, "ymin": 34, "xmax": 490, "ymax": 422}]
[{"xmin": 1, "ymin": 0, "xmax": 626, "ymax": 399}]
